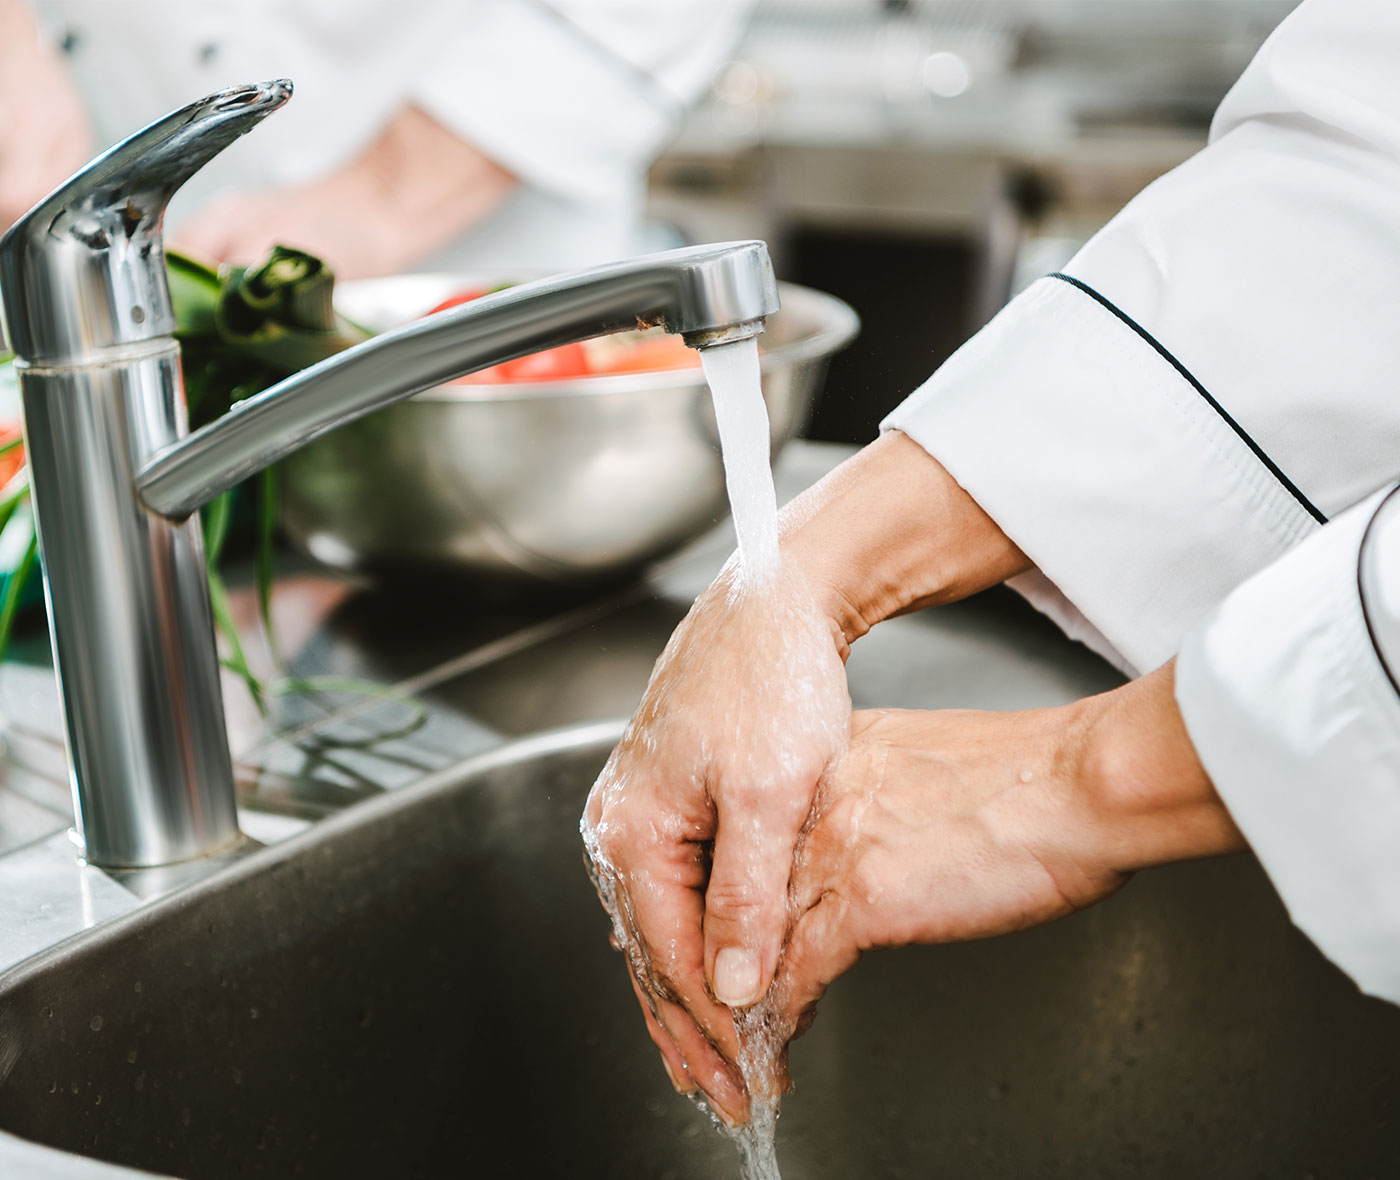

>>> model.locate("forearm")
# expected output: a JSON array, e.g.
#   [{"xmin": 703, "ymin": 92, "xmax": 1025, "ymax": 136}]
[
  {"xmin": 779, "ymin": 430, "xmax": 1031, "ymax": 655},
  {"xmin": 347, "ymin": 104, "xmax": 516, "ymax": 271}
]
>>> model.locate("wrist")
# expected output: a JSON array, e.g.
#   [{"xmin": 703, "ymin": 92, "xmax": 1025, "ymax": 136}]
[
  {"xmin": 1071, "ymin": 662, "xmax": 1246, "ymax": 874},
  {"xmin": 778, "ymin": 430, "xmax": 1030, "ymax": 651}
]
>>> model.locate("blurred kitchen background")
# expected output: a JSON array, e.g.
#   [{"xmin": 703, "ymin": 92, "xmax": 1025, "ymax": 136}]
[{"xmin": 647, "ymin": 0, "xmax": 1299, "ymax": 443}]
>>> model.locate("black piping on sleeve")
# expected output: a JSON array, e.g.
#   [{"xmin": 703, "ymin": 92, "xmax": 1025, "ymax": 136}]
[
  {"xmin": 1357, "ymin": 482, "xmax": 1400, "ymax": 701},
  {"xmin": 1048, "ymin": 272, "xmax": 1328, "ymax": 526}
]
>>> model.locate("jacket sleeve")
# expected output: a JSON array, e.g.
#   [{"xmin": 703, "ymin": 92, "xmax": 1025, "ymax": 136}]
[
  {"xmin": 882, "ymin": 0, "xmax": 1400, "ymax": 1002},
  {"xmin": 1176, "ymin": 487, "xmax": 1400, "ymax": 1004},
  {"xmin": 884, "ymin": 0, "xmax": 1400, "ymax": 676}
]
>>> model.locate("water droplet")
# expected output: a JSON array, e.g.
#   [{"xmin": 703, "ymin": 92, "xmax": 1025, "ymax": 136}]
[
  {"xmin": 125, "ymin": 1049, "xmax": 138, "ymax": 1065},
  {"xmin": 132, "ymin": 981, "xmax": 142, "ymax": 994},
  {"xmin": 89, "ymin": 1015, "xmax": 103, "ymax": 1032},
  {"xmin": 249, "ymin": 1007, "xmax": 260, "ymax": 1020},
  {"xmin": 181, "ymin": 1107, "xmax": 191, "ymax": 1127},
  {"xmin": 47, "ymin": 1080, "xmax": 56, "ymax": 1094}
]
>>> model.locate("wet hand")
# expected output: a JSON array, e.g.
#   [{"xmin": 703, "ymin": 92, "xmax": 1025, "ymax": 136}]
[
  {"xmin": 582, "ymin": 432, "xmax": 1030, "ymax": 1121},
  {"xmin": 581, "ymin": 558, "xmax": 850, "ymax": 1122},
  {"xmin": 774, "ymin": 664, "xmax": 1246, "ymax": 1035}
]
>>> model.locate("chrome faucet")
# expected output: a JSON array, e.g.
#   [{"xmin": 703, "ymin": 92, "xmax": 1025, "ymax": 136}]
[{"xmin": 0, "ymin": 81, "xmax": 778, "ymax": 869}]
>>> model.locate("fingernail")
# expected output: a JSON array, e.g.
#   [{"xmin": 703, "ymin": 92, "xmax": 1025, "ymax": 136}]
[
  {"xmin": 711, "ymin": 1097, "xmax": 747, "ymax": 1129},
  {"xmin": 712, "ymin": 947, "xmax": 761, "ymax": 1007},
  {"xmin": 661, "ymin": 1055, "xmax": 697, "ymax": 1096}
]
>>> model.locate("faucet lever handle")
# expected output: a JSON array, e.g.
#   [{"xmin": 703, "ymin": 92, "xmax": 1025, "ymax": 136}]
[{"xmin": 0, "ymin": 80, "xmax": 292, "ymax": 365}]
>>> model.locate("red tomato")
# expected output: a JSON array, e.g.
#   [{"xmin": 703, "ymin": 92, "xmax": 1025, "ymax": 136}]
[
  {"xmin": 586, "ymin": 333, "xmax": 699, "ymax": 375},
  {"xmin": 0, "ymin": 425, "xmax": 24, "ymax": 488},
  {"xmin": 424, "ymin": 287, "xmax": 592, "ymax": 384},
  {"xmin": 453, "ymin": 343, "xmax": 593, "ymax": 385},
  {"xmin": 426, "ymin": 289, "xmax": 490, "ymax": 315},
  {"xmin": 497, "ymin": 343, "xmax": 593, "ymax": 382}
]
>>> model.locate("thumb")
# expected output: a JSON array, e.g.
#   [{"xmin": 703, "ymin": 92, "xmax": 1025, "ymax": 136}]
[
  {"xmin": 774, "ymin": 894, "xmax": 863, "ymax": 1029},
  {"xmin": 703, "ymin": 796, "xmax": 808, "ymax": 1008}
]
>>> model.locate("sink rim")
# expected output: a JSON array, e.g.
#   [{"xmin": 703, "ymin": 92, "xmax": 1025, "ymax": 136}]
[
  {"xmin": 0, "ymin": 717, "xmax": 624, "ymax": 1000},
  {"xmin": 0, "ymin": 718, "xmax": 630, "ymax": 1180}
]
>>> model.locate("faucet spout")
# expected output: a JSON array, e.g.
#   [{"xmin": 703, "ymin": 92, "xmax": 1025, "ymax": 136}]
[{"xmin": 135, "ymin": 241, "xmax": 779, "ymax": 521}]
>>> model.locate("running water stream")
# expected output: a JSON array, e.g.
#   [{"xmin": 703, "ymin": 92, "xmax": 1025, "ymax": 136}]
[
  {"xmin": 699, "ymin": 337, "xmax": 786, "ymax": 1179},
  {"xmin": 584, "ymin": 335, "xmax": 823, "ymax": 1180},
  {"xmin": 700, "ymin": 338, "xmax": 780, "ymax": 585}
]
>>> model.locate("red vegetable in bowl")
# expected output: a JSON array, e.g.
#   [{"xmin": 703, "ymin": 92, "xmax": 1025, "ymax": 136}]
[
  {"xmin": 423, "ymin": 288, "xmax": 706, "ymax": 384},
  {"xmin": 457, "ymin": 342, "xmax": 593, "ymax": 384},
  {"xmin": 0, "ymin": 426, "xmax": 24, "ymax": 488},
  {"xmin": 426, "ymin": 289, "xmax": 491, "ymax": 315}
]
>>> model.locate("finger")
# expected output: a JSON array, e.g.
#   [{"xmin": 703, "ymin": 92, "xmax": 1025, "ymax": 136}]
[
  {"xmin": 627, "ymin": 970, "xmax": 697, "ymax": 1096},
  {"xmin": 602, "ymin": 840, "xmax": 745, "ymax": 1113},
  {"xmin": 648, "ymin": 982, "xmax": 749, "ymax": 1125},
  {"xmin": 610, "ymin": 845, "xmax": 745, "ymax": 1065},
  {"xmin": 703, "ymin": 791, "xmax": 811, "ymax": 1009},
  {"xmin": 774, "ymin": 893, "xmax": 864, "ymax": 1031}
]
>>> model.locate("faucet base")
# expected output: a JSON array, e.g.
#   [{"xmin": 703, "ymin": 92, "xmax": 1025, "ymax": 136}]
[{"xmin": 18, "ymin": 350, "xmax": 240, "ymax": 867}]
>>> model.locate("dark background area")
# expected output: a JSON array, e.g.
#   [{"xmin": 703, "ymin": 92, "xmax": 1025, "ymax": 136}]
[{"xmin": 785, "ymin": 226, "xmax": 977, "ymax": 444}]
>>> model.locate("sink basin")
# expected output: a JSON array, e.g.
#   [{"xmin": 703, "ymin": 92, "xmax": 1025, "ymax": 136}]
[{"xmin": 1, "ymin": 728, "xmax": 1398, "ymax": 1178}]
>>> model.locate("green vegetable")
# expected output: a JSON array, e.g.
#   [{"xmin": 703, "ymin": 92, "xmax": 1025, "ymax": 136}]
[
  {"xmin": 0, "ymin": 523, "xmax": 37, "ymax": 658},
  {"xmin": 174, "ymin": 245, "xmax": 371, "ymax": 427}
]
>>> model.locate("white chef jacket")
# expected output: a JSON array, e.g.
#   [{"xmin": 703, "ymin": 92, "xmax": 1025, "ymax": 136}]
[
  {"xmin": 31, "ymin": 0, "xmax": 750, "ymax": 272},
  {"xmin": 886, "ymin": 0, "xmax": 1400, "ymax": 1004}
]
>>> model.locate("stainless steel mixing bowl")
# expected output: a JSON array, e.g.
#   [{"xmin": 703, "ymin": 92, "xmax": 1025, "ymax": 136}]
[{"xmin": 278, "ymin": 276, "xmax": 858, "ymax": 590}]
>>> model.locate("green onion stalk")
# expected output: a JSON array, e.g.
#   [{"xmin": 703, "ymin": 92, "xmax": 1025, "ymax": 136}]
[{"xmin": 0, "ymin": 246, "xmax": 424, "ymax": 736}]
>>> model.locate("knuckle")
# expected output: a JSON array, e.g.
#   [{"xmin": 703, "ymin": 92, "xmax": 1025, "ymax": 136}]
[
  {"xmin": 591, "ymin": 821, "xmax": 629, "ymax": 865},
  {"xmin": 589, "ymin": 809, "xmax": 650, "ymax": 868},
  {"xmin": 704, "ymin": 877, "xmax": 770, "ymax": 925},
  {"xmin": 813, "ymin": 792, "xmax": 864, "ymax": 852},
  {"xmin": 721, "ymin": 792, "xmax": 810, "ymax": 846}
]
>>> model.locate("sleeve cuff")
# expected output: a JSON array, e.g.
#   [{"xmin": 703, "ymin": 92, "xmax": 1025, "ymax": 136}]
[
  {"xmin": 883, "ymin": 274, "xmax": 1322, "ymax": 675},
  {"xmin": 1176, "ymin": 488, "xmax": 1400, "ymax": 1004}
]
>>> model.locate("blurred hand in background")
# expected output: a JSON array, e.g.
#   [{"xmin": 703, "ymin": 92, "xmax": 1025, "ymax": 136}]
[
  {"xmin": 0, "ymin": 0, "xmax": 91, "ymax": 234},
  {"xmin": 173, "ymin": 103, "xmax": 516, "ymax": 280},
  {"xmin": 15, "ymin": 0, "xmax": 753, "ymax": 279}
]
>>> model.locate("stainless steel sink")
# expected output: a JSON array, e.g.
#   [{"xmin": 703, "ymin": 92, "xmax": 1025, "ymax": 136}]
[{"xmin": 1, "ymin": 725, "xmax": 1398, "ymax": 1179}]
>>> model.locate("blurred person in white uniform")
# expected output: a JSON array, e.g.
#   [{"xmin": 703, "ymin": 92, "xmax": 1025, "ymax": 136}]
[
  {"xmin": 0, "ymin": 0, "xmax": 751, "ymax": 277},
  {"xmin": 580, "ymin": 0, "xmax": 1400, "ymax": 1122}
]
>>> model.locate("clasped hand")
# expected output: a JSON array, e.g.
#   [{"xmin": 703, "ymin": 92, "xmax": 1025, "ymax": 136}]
[{"xmin": 581, "ymin": 435, "xmax": 1244, "ymax": 1125}]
